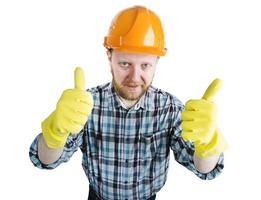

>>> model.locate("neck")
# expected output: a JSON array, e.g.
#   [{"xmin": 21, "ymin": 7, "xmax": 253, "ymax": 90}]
[{"xmin": 118, "ymin": 96, "xmax": 138, "ymax": 108}]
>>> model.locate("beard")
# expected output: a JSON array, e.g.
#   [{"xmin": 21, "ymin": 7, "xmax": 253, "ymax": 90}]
[{"xmin": 112, "ymin": 74, "xmax": 152, "ymax": 101}]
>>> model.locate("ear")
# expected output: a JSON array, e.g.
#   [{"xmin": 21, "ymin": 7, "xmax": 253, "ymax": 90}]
[
  {"xmin": 106, "ymin": 50, "xmax": 113, "ymax": 73},
  {"xmin": 156, "ymin": 56, "xmax": 160, "ymax": 63},
  {"xmin": 106, "ymin": 49, "xmax": 112, "ymax": 62}
]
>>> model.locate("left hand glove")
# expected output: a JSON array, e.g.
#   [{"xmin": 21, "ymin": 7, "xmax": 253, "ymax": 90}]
[{"xmin": 181, "ymin": 79, "xmax": 228, "ymax": 158}]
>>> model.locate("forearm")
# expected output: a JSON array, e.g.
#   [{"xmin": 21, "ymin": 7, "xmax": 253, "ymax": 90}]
[
  {"xmin": 193, "ymin": 153, "xmax": 220, "ymax": 174},
  {"xmin": 38, "ymin": 134, "xmax": 63, "ymax": 165}
]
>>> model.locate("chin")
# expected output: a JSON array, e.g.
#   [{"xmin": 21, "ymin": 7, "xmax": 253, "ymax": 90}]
[{"xmin": 125, "ymin": 91, "xmax": 145, "ymax": 101}]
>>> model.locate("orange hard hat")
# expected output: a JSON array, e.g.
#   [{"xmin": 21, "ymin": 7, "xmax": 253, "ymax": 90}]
[{"xmin": 104, "ymin": 6, "xmax": 167, "ymax": 56}]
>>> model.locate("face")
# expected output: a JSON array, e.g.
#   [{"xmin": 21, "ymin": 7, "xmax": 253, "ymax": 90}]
[{"xmin": 108, "ymin": 50, "xmax": 158, "ymax": 101}]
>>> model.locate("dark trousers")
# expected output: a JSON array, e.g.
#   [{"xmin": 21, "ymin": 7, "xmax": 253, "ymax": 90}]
[{"xmin": 88, "ymin": 185, "xmax": 156, "ymax": 200}]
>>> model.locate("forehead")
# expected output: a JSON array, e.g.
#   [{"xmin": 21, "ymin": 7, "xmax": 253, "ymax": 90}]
[{"xmin": 112, "ymin": 50, "xmax": 158, "ymax": 63}]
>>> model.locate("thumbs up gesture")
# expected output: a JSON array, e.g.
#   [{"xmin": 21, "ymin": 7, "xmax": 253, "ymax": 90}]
[
  {"xmin": 181, "ymin": 79, "xmax": 227, "ymax": 158},
  {"xmin": 41, "ymin": 67, "xmax": 94, "ymax": 149}
]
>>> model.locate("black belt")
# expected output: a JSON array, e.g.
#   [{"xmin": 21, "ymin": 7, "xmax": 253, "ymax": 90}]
[{"xmin": 88, "ymin": 185, "xmax": 156, "ymax": 200}]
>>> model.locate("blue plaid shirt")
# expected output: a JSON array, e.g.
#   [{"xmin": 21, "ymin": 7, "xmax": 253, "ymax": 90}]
[{"xmin": 29, "ymin": 83, "xmax": 224, "ymax": 200}]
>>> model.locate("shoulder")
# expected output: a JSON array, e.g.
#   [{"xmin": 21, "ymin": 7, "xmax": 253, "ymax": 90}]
[
  {"xmin": 86, "ymin": 83, "xmax": 111, "ymax": 106},
  {"xmin": 147, "ymin": 86, "xmax": 184, "ymax": 110},
  {"xmin": 87, "ymin": 82, "xmax": 110, "ymax": 94}
]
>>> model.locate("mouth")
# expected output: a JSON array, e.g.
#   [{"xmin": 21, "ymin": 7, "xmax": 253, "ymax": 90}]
[
  {"xmin": 126, "ymin": 84, "xmax": 139, "ymax": 88},
  {"xmin": 125, "ymin": 84, "xmax": 140, "ymax": 91}
]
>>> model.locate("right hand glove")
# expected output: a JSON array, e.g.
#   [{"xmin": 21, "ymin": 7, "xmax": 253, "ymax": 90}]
[{"xmin": 41, "ymin": 67, "xmax": 93, "ymax": 149}]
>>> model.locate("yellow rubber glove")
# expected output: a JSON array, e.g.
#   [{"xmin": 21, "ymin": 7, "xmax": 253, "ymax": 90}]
[
  {"xmin": 41, "ymin": 67, "xmax": 93, "ymax": 149},
  {"xmin": 181, "ymin": 79, "xmax": 228, "ymax": 158}
]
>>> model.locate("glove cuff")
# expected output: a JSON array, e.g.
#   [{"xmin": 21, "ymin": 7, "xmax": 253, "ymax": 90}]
[
  {"xmin": 41, "ymin": 111, "xmax": 69, "ymax": 149},
  {"xmin": 195, "ymin": 130, "xmax": 228, "ymax": 158}
]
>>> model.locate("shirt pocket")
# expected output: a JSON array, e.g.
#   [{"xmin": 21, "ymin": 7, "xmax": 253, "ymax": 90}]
[
  {"xmin": 154, "ymin": 129, "xmax": 170, "ymax": 159},
  {"xmin": 139, "ymin": 132, "xmax": 157, "ymax": 159},
  {"xmin": 138, "ymin": 129, "xmax": 169, "ymax": 182},
  {"xmin": 139, "ymin": 129, "xmax": 169, "ymax": 159}
]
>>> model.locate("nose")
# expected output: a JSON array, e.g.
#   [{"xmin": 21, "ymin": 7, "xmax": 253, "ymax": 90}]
[{"xmin": 129, "ymin": 66, "xmax": 141, "ymax": 82}]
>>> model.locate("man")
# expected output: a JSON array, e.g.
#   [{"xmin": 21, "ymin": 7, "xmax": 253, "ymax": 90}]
[{"xmin": 29, "ymin": 6, "xmax": 227, "ymax": 200}]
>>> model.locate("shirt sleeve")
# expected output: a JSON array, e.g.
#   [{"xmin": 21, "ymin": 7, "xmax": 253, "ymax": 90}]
[
  {"xmin": 170, "ymin": 105, "xmax": 224, "ymax": 180},
  {"xmin": 29, "ymin": 131, "xmax": 84, "ymax": 169}
]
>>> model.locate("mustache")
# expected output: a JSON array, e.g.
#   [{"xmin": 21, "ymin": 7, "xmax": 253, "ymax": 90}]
[{"xmin": 123, "ymin": 81, "xmax": 144, "ymax": 87}]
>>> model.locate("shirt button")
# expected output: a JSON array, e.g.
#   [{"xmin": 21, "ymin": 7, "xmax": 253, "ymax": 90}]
[{"xmin": 124, "ymin": 181, "xmax": 128, "ymax": 184}]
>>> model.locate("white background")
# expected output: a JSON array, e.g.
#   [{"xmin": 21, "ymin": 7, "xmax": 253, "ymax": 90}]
[{"xmin": 0, "ymin": 0, "xmax": 260, "ymax": 199}]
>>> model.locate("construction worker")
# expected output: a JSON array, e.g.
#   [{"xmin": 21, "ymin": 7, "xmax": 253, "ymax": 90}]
[{"xmin": 29, "ymin": 6, "xmax": 227, "ymax": 200}]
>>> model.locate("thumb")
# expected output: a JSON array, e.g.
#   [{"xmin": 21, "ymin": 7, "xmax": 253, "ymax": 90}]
[
  {"xmin": 202, "ymin": 78, "xmax": 222, "ymax": 101},
  {"xmin": 74, "ymin": 67, "xmax": 85, "ymax": 90}
]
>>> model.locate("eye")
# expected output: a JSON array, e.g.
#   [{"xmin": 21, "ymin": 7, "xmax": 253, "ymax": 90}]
[
  {"xmin": 141, "ymin": 63, "xmax": 152, "ymax": 70},
  {"xmin": 119, "ymin": 62, "xmax": 131, "ymax": 69}
]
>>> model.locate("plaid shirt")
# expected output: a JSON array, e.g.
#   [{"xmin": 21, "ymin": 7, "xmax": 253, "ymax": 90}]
[{"xmin": 29, "ymin": 83, "xmax": 224, "ymax": 200}]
